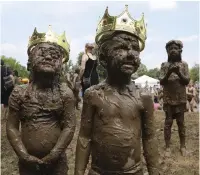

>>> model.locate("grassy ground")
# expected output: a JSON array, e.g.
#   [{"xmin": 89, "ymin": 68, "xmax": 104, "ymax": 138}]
[{"xmin": 1, "ymin": 110, "xmax": 199, "ymax": 175}]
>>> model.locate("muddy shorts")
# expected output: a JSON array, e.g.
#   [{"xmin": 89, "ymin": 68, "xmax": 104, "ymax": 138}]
[
  {"xmin": 88, "ymin": 163, "xmax": 143, "ymax": 175},
  {"xmin": 18, "ymin": 154, "xmax": 68, "ymax": 175}
]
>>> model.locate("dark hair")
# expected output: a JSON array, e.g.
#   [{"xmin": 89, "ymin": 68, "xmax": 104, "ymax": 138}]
[
  {"xmin": 166, "ymin": 40, "xmax": 183, "ymax": 62},
  {"xmin": 154, "ymin": 96, "xmax": 158, "ymax": 103},
  {"xmin": 166, "ymin": 40, "xmax": 183, "ymax": 50}
]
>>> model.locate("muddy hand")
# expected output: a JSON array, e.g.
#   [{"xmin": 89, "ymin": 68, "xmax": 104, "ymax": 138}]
[
  {"xmin": 42, "ymin": 151, "xmax": 60, "ymax": 164},
  {"xmin": 21, "ymin": 154, "xmax": 44, "ymax": 165},
  {"xmin": 173, "ymin": 65, "xmax": 180, "ymax": 74},
  {"xmin": 168, "ymin": 65, "xmax": 175, "ymax": 74}
]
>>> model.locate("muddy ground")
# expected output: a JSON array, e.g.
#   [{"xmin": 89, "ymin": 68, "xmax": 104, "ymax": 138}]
[{"xmin": 1, "ymin": 110, "xmax": 199, "ymax": 175}]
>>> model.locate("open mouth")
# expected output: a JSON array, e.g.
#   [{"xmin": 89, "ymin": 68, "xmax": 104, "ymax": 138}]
[
  {"xmin": 171, "ymin": 52, "xmax": 177, "ymax": 55},
  {"xmin": 122, "ymin": 63, "xmax": 134, "ymax": 69},
  {"xmin": 122, "ymin": 61, "xmax": 134, "ymax": 66},
  {"xmin": 42, "ymin": 61, "xmax": 54, "ymax": 66}
]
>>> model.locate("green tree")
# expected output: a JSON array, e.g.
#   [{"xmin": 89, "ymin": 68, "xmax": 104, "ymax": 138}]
[
  {"xmin": 190, "ymin": 63, "xmax": 199, "ymax": 82},
  {"xmin": 1, "ymin": 55, "xmax": 29, "ymax": 77},
  {"xmin": 65, "ymin": 59, "xmax": 74, "ymax": 72},
  {"xmin": 147, "ymin": 68, "xmax": 160, "ymax": 79},
  {"xmin": 76, "ymin": 52, "xmax": 84, "ymax": 66},
  {"xmin": 136, "ymin": 63, "xmax": 148, "ymax": 76}
]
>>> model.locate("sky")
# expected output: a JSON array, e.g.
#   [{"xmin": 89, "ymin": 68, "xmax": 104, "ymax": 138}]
[{"xmin": 0, "ymin": 1, "xmax": 199, "ymax": 69}]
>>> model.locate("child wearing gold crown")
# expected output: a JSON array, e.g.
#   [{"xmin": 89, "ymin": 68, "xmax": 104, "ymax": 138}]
[
  {"xmin": 6, "ymin": 26, "xmax": 76, "ymax": 175},
  {"xmin": 75, "ymin": 5, "xmax": 161, "ymax": 175}
]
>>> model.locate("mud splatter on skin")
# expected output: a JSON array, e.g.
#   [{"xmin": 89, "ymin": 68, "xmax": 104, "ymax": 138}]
[
  {"xmin": 75, "ymin": 33, "xmax": 161, "ymax": 175},
  {"xmin": 159, "ymin": 40, "xmax": 190, "ymax": 154},
  {"xmin": 6, "ymin": 43, "xmax": 76, "ymax": 175}
]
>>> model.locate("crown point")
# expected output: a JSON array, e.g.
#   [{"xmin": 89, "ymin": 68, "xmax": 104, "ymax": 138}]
[
  {"xmin": 105, "ymin": 6, "xmax": 108, "ymax": 13},
  {"xmin": 34, "ymin": 27, "xmax": 37, "ymax": 32},
  {"xmin": 95, "ymin": 6, "xmax": 147, "ymax": 51},
  {"xmin": 28, "ymin": 25, "xmax": 70, "ymax": 62},
  {"xmin": 48, "ymin": 25, "xmax": 53, "ymax": 31},
  {"xmin": 125, "ymin": 5, "xmax": 128, "ymax": 10}
]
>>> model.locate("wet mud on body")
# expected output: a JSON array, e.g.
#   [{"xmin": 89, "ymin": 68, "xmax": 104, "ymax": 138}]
[{"xmin": 1, "ymin": 110, "xmax": 199, "ymax": 175}]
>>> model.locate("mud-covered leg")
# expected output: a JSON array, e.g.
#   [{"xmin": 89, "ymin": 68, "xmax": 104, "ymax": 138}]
[
  {"xmin": 190, "ymin": 99, "xmax": 194, "ymax": 112},
  {"xmin": 76, "ymin": 95, "xmax": 81, "ymax": 110},
  {"xmin": 186, "ymin": 100, "xmax": 190, "ymax": 112},
  {"xmin": 175, "ymin": 112, "xmax": 186, "ymax": 156},
  {"xmin": 51, "ymin": 154, "xmax": 68, "ymax": 175},
  {"xmin": 164, "ymin": 110, "xmax": 173, "ymax": 157},
  {"xmin": 164, "ymin": 111, "xmax": 173, "ymax": 149}
]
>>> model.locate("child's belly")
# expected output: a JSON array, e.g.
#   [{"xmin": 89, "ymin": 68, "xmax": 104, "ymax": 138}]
[
  {"xmin": 21, "ymin": 119, "xmax": 61, "ymax": 158},
  {"xmin": 92, "ymin": 120, "xmax": 141, "ymax": 171}
]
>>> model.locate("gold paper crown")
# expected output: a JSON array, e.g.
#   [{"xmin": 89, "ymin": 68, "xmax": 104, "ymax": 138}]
[
  {"xmin": 28, "ymin": 25, "xmax": 70, "ymax": 63},
  {"xmin": 95, "ymin": 5, "xmax": 147, "ymax": 51}
]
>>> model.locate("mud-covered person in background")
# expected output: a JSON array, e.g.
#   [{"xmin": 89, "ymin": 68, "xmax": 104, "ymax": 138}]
[
  {"xmin": 74, "ymin": 67, "xmax": 82, "ymax": 109},
  {"xmin": 66, "ymin": 66, "xmax": 82, "ymax": 110},
  {"xmin": 159, "ymin": 40, "xmax": 190, "ymax": 157},
  {"xmin": 6, "ymin": 26, "xmax": 76, "ymax": 175},
  {"xmin": 186, "ymin": 81, "xmax": 196, "ymax": 112},
  {"xmin": 75, "ymin": 5, "xmax": 161, "ymax": 175},
  {"xmin": 158, "ymin": 86, "xmax": 164, "ymax": 110},
  {"xmin": 79, "ymin": 43, "xmax": 99, "ymax": 96}
]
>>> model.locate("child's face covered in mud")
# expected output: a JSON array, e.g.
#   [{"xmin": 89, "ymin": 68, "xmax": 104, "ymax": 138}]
[
  {"xmin": 31, "ymin": 43, "xmax": 63, "ymax": 74},
  {"xmin": 98, "ymin": 33, "xmax": 141, "ymax": 76}
]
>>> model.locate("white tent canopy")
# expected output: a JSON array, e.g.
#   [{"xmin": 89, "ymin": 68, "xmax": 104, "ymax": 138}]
[{"xmin": 133, "ymin": 75, "xmax": 160, "ymax": 88}]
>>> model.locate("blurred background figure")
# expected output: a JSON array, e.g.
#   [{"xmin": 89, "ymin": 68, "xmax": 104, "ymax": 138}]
[
  {"xmin": 186, "ymin": 80, "xmax": 196, "ymax": 112},
  {"xmin": 1, "ymin": 59, "xmax": 14, "ymax": 119},
  {"xmin": 74, "ymin": 67, "xmax": 82, "ymax": 110},
  {"xmin": 158, "ymin": 86, "xmax": 164, "ymax": 110},
  {"xmin": 144, "ymin": 80, "xmax": 149, "ymax": 91},
  {"xmin": 154, "ymin": 96, "xmax": 161, "ymax": 110},
  {"xmin": 13, "ymin": 70, "xmax": 21, "ymax": 85},
  {"xmin": 65, "ymin": 66, "xmax": 82, "ymax": 110},
  {"xmin": 79, "ymin": 43, "xmax": 99, "ymax": 96}
]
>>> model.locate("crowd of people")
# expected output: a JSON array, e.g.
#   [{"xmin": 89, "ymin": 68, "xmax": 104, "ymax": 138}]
[
  {"xmin": 67, "ymin": 47, "xmax": 199, "ymax": 114},
  {"xmin": 142, "ymin": 82, "xmax": 199, "ymax": 112}
]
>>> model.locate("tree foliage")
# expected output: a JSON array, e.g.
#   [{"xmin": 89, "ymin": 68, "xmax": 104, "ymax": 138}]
[
  {"xmin": 1, "ymin": 55, "xmax": 29, "ymax": 77},
  {"xmin": 136, "ymin": 63, "xmax": 148, "ymax": 77},
  {"xmin": 64, "ymin": 59, "xmax": 74, "ymax": 72},
  {"xmin": 190, "ymin": 63, "xmax": 199, "ymax": 82},
  {"xmin": 146, "ymin": 68, "xmax": 160, "ymax": 79},
  {"xmin": 77, "ymin": 52, "xmax": 84, "ymax": 66}
]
